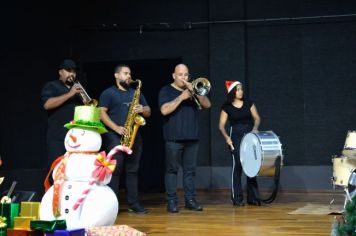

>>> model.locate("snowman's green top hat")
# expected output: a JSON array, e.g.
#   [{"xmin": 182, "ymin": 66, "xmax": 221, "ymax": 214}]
[{"xmin": 64, "ymin": 106, "xmax": 107, "ymax": 134}]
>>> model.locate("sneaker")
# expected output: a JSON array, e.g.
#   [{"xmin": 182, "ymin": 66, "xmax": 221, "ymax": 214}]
[
  {"xmin": 232, "ymin": 200, "xmax": 245, "ymax": 206},
  {"xmin": 167, "ymin": 200, "xmax": 179, "ymax": 213},
  {"xmin": 185, "ymin": 199, "xmax": 203, "ymax": 211},
  {"xmin": 247, "ymin": 199, "xmax": 262, "ymax": 206},
  {"xmin": 128, "ymin": 204, "xmax": 147, "ymax": 214}
]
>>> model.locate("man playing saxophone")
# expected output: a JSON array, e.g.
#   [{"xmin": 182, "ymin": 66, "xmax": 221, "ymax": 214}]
[{"xmin": 99, "ymin": 64, "xmax": 151, "ymax": 214}]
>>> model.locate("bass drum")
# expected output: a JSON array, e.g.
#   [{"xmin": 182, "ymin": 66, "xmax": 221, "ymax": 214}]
[
  {"xmin": 332, "ymin": 156, "xmax": 356, "ymax": 187},
  {"xmin": 342, "ymin": 131, "xmax": 356, "ymax": 158},
  {"xmin": 240, "ymin": 131, "xmax": 283, "ymax": 178}
]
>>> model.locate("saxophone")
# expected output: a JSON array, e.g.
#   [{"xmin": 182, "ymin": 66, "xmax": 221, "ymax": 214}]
[{"xmin": 120, "ymin": 79, "xmax": 146, "ymax": 151}]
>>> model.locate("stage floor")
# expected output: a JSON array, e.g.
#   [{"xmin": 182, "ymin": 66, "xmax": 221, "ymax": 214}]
[{"xmin": 115, "ymin": 189, "xmax": 344, "ymax": 235}]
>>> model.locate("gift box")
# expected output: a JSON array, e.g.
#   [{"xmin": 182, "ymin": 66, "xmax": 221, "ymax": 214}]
[
  {"xmin": 0, "ymin": 228, "xmax": 6, "ymax": 236},
  {"xmin": 0, "ymin": 203, "xmax": 20, "ymax": 228},
  {"xmin": 45, "ymin": 229, "xmax": 85, "ymax": 236},
  {"xmin": 20, "ymin": 202, "xmax": 40, "ymax": 220},
  {"xmin": 14, "ymin": 216, "xmax": 35, "ymax": 230},
  {"xmin": 7, "ymin": 228, "xmax": 43, "ymax": 236},
  {"xmin": 30, "ymin": 220, "xmax": 67, "ymax": 233},
  {"xmin": 87, "ymin": 225, "xmax": 146, "ymax": 236}
]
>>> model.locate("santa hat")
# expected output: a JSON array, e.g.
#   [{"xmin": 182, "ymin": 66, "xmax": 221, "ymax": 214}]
[{"xmin": 225, "ymin": 80, "xmax": 241, "ymax": 93}]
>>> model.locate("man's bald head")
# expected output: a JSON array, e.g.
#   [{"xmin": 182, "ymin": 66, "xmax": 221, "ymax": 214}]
[{"xmin": 172, "ymin": 64, "xmax": 190, "ymax": 89}]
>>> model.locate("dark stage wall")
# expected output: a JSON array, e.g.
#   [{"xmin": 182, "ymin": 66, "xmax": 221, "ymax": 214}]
[{"xmin": 1, "ymin": 0, "xmax": 356, "ymax": 193}]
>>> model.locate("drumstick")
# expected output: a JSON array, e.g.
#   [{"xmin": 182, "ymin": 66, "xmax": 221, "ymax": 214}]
[{"xmin": 229, "ymin": 144, "xmax": 235, "ymax": 151}]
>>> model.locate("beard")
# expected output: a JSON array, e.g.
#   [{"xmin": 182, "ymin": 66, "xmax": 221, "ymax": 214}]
[{"xmin": 119, "ymin": 80, "xmax": 130, "ymax": 89}]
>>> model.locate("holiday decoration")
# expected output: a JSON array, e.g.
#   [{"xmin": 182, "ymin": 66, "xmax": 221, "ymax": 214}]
[
  {"xmin": 87, "ymin": 224, "xmax": 147, "ymax": 236},
  {"xmin": 338, "ymin": 196, "xmax": 356, "ymax": 235},
  {"xmin": 40, "ymin": 106, "xmax": 127, "ymax": 229}
]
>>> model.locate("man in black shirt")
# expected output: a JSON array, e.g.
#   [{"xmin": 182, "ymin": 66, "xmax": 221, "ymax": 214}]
[
  {"xmin": 99, "ymin": 64, "xmax": 151, "ymax": 214},
  {"xmin": 41, "ymin": 59, "xmax": 83, "ymax": 167},
  {"xmin": 158, "ymin": 64, "xmax": 211, "ymax": 213}
]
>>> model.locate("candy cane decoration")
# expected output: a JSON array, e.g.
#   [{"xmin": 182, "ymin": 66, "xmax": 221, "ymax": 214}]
[{"xmin": 72, "ymin": 145, "xmax": 129, "ymax": 210}]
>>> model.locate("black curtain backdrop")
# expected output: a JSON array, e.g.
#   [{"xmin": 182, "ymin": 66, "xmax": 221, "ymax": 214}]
[{"xmin": 1, "ymin": 0, "xmax": 356, "ymax": 194}]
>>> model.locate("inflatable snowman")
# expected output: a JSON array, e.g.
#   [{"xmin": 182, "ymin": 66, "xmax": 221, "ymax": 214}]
[{"xmin": 40, "ymin": 106, "xmax": 123, "ymax": 229}]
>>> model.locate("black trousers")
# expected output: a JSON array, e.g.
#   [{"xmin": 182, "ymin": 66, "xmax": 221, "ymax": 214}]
[
  {"xmin": 103, "ymin": 132, "xmax": 143, "ymax": 206},
  {"xmin": 230, "ymin": 124, "xmax": 260, "ymax": 202},
  {"xmin": 164, "ymin": 140, "xmax": 199, "ymax": 202}
]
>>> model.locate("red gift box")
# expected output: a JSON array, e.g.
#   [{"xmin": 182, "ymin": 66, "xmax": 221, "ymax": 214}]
[{"xmin": 7, "ymin": 228, "xmax": 44, "ymax": 236}]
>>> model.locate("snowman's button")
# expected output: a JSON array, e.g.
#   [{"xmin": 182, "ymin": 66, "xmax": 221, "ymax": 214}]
[
  {"xmin": 68, "ymin": 185, "xmax": 72, "ymax": 189},
  {"xmin": 65, "ymin": 209, "xmax": 69, "ymax": 214},
  {"xmin": 65, "ymin": 195, "xmax": 69, "ymax": 200}
]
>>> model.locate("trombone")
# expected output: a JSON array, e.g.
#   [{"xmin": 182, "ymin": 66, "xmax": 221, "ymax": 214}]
[{"xmin": 186, "ymin": 77, "xmax": 211, "ymax": 109}]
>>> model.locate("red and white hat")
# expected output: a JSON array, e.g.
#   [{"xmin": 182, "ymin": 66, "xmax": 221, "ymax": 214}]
[{"xmin": 225, "ymin": 80, "xmax": 241, "ymax": 93}]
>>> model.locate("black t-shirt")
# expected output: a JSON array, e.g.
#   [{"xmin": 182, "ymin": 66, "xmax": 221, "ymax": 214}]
[
  {"xmin": 221, "ymin": 99, "xmax": 254, "ymax": 126},
  {"xmin": 41, "ymin": 80, "xmax": 82, "ymax": 141},
  {"xmin": 99, "ymin": 85, "xmax": 148, "ymax": 134},
  {"xmin": 158, "ymin": 84, "xmax": 199, "ymax": 141}
]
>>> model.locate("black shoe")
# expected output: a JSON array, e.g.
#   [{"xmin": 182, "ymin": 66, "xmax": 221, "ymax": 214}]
[
  {"xmin": 185, "ymin": 199, "xmax": 203, "ymax": 211},
  {"xmin": 247, "ymin": 199, "xmax": 261, "ymax": 206},
  {"xmin": 232, "ymin": 200, "xmax": 245, "ymax": 206},
  {"xmin": 128, "ymin": 204, "xmax": 147, "ymax": 214},
  {"xmin": 167, "ymin": 200, "xmax": 179, "ymax": 213}
]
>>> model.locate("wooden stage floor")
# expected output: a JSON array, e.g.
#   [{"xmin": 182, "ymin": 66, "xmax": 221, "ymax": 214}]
[{"xmin": 115, "ymin": 189, "xmax": 344, "ymax": 235}]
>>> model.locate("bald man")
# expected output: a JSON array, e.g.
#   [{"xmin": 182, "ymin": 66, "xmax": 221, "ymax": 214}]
[{"xmin": 158, "ymin": 64, "xmax": 211, "ymax": 213}]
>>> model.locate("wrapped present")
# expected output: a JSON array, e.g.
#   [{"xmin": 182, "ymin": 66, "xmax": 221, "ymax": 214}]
[
  {"xmin": 0, "ymin": 203, "xmax": 20, "ymax": 228},
  {"xmin": 20, "ymin": 202, "xmax": 40, "ymax": 220},
  {"xmin": 0, "ymin": 228, "xmax": 6, "ymax": 236},
  {"xmin": 87, "ymin": 225, "xmax": 146, "ymax": 236},
  {"xmin": 45, "ymin": 229, "xmax": 85, "ymax": 236},
  {"xmin": 14, "ymin": 216, "xmax": 35, "ymax": 230},
  {"xmin": 31, "ymin": 220, "xmax": 67, "ymax": 233},
  {"xmin": 7, "ymin": 228, "xmax": 43, "ymax": 236}
]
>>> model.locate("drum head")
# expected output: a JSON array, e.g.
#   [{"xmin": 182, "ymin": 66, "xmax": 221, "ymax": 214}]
[{"xmin": 240, "ymin": 133, "xmax": 262, "ymax": 177}]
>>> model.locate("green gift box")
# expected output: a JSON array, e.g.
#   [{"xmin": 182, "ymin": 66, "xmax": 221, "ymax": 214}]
[
  {"xmin": 0, "ymin": 228, "xmax": 6, "ymax": 236},
  {"xmin": 30, "ymin": 220, "xmax": 67, "ymax": 233},
  {"xmin": 0, "ymin": 203, "xmax": 20, "ymax": 228}
]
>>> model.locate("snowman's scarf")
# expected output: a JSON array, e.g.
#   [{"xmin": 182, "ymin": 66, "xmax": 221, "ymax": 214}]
[{"xmin": 52, "ymin": 152, "xmax": 70, "ymax": 217}]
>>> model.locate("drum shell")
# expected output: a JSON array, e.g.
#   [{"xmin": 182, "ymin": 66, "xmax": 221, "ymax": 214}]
[
  {"xmin": 342, "ymin": 131, "xmax": 356, "ymax": 158},
  {"xmin": 332, "ymin": 156, "xmax": 356, "ymax": 186},
  {"xmin": 259, "ymin": 150, "xmax": 282, "ymax": 176},
  {"xmin": 240, "ymin": 131, "xmax": 283, "ymax": 177}
]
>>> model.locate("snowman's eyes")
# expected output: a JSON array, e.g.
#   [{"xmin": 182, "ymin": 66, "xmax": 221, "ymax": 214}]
[{"xmin": 81, "ymin": 130, "xmax": 85, "ymax": 136}]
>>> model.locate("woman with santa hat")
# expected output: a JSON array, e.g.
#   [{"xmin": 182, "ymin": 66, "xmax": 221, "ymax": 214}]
[{"xmin": 218, "ymin": 81, "xmax": 261, "ymax": 206}]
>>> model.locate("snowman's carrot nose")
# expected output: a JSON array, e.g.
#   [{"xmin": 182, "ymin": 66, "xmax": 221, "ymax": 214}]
[{"xmin": 69, "ymin": 134, "xmax": 77, "ymax": 143}]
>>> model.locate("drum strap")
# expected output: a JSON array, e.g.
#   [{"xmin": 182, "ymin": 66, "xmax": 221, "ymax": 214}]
[{"xmin": 261, "ymin": 156, "xmax": 282, "ymax": 204}]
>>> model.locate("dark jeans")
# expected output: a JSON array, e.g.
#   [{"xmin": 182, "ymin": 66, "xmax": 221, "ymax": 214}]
[
  {"xmin": 103, "ymin": 132, "xmax": 143, "ymax": 206},
  {"xmin": 230, "ymin": 124, "xmax": 260, "ymax": 202},
  {"xmin": 165, "ymin": 140, "xmax": 199, "ymax": 202}
]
